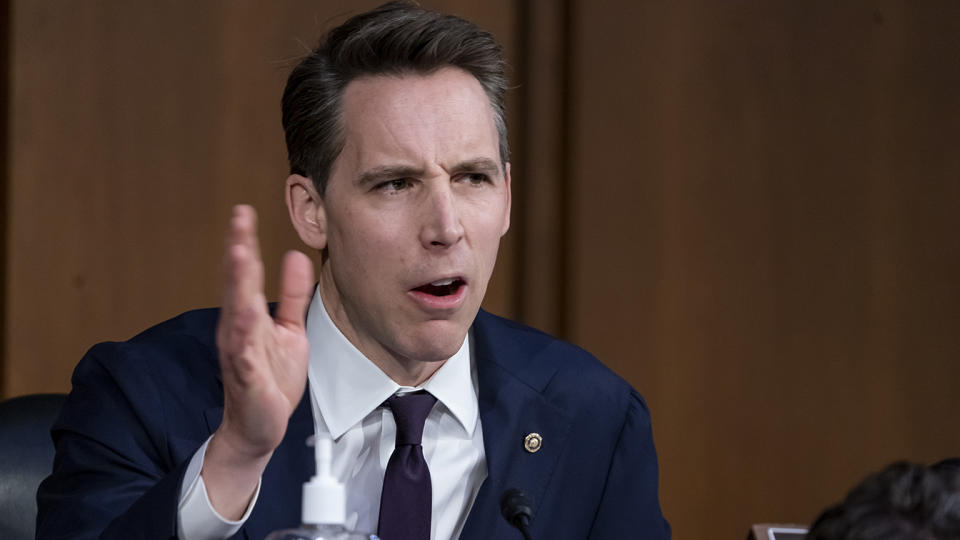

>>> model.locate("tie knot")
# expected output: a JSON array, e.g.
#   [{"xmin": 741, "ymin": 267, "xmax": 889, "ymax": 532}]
[{"xmin": 386, "ymin": 391, "xmax": 437, "ymax": 446}]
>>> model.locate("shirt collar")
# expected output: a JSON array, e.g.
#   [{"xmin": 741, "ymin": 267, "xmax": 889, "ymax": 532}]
[{"xmin": 305, "ymin": 285, "xmax": 478, "ymax": 440}]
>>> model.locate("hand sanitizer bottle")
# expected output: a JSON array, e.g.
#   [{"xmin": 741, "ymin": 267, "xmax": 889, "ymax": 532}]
[{"xmin": 266, "ymin": 436, "xmax": 378, "ymax": 540}]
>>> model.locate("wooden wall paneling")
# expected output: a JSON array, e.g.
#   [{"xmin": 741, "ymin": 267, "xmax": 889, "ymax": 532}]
[
  {"xmin": 512, "ymin": 0, "xmax": 568, "ymax": 335},
  {"xmin": 7, "ymin": 1, "xmax": 307, "ymax": 397},
  {"xmin": 4, "ymin": 0, "xmax": 518, "ymax": 397},
  {"xmin": 568, "ymin": 1, "xmax": 960, "ymax": 538},
  {"xmin": 0, "ymin": 0, "xmax": 10, "ymax": 396}
]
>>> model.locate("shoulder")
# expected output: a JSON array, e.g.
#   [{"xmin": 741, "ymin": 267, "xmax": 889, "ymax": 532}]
[
  {"xmin": 84, "ymin": 307, "xmax": 220, "ymax": 369},
  {"xmin": 81, "ymin": 308, "xmax": 220, "ymax": 372},
  {"xmin": 72, "ymin": 308, "xmax": 224, "ymax": 421},
  {"xmin": 471, "ymin": 311, "xmax": 666, "ymax": 535},
  {"xmin": 56, "ymin": 308, "xmax": 226, "ymax": 454},
  {"xmin": 472, "ymin": 309, "xmax": 648, "ymax": 428},
  {"xmin": 112, "ymin": 307, "xmax": 219, "ymax": 352},
  {"xmin": 44, "ymin": 309, "xmax": 225, "ymax": 530}
]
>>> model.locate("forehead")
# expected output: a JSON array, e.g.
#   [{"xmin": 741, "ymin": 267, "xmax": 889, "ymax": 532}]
[{"xmin": 335, "ymin": 67, "xmax": 500, "ymax": 174}]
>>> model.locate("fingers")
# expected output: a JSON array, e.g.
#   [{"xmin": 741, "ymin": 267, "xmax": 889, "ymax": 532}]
[
  {"xmin": 219, "ymin": 205, "xmax": 268, "ymax": 363},
  {"xmin": 274, "ymin": 250, "xmax": 315, "ymax": 331},
  {"xmin": 220, "ymin": 204, "xmax": 312, "ymax": 348},
  {"xmin": 222, "ymin": 205, "xmax": 266, "ymax": 317},
  {"xmin": 213, "ymin": 206, "xmax": 311, "ymax": 466}
]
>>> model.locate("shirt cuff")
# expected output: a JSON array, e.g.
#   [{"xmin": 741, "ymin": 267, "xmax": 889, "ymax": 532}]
[{"xmin": 177, "ymin": 436, "xmax": 262, "ymax": 540}]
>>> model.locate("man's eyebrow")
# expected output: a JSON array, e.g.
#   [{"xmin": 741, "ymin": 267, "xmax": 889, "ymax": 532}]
[
  {"xmin": 357, "ymin": 165, "xmax": 425, "ymax": 187},
  {"xmin": 357, "ymin": 158, "xmax": 502, "ymax": 187},
  {"xmin": 449, "ymin": 158, "xmax": 501, "ymax": 177}
]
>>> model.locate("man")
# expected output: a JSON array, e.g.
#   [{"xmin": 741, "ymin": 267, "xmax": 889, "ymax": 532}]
[{"xmin": 37, "ymin": 2, "xmax": 670, "ymax": 539}]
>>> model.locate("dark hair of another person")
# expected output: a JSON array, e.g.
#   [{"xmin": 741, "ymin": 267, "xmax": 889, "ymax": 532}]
[
  {"xmin": 807, "ymin": 461, "xmax": 960, "ymax": 540},
  {"xmin": 281, "ymin": 0, "xmax": 509, "ymax": 196}
]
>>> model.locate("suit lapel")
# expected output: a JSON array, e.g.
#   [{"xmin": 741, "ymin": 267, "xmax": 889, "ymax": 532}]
[{"xmin": 460, "ymin": 311, "xmax": 572, "ymax": 539}]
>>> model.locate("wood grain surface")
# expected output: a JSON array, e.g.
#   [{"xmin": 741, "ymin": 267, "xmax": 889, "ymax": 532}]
[{"xmin": 3, "ymin": 1, "xmax": 959, "ymax": 538}]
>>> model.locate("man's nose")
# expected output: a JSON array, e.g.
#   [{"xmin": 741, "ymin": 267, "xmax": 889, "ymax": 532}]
[{"xmin": 419, "ymin": 183, "xmax": 464, "ymax": 249}]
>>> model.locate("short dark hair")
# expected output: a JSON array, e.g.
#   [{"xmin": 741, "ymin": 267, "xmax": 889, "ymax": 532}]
[
  {"xmin": 282, "ymin": 0, "xmax": 509, "ymax": 195},
  {"xmin": 807, "ymin": 461, "xmax": 960, "ymax": 540}
]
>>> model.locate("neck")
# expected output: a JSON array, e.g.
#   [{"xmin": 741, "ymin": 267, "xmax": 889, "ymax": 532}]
[{"xmin": 376, "ymin": 357, "xmax": 444, "ymax": 387}]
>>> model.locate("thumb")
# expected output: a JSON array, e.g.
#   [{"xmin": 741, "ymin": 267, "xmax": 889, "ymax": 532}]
[{"xmin": 275, "ymin": 250, "xmax": 315, "ymax": 330}]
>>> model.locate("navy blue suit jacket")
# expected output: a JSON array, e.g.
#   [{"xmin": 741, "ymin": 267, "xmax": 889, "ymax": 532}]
[{"xmin": 37, "ymin": 308, "xmax": 669, "ymax": 539}]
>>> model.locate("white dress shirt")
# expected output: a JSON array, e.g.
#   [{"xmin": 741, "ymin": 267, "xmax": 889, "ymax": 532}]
[{"xmin": 178, "ymin": 288, "xmax": 487, "ymax": 539}]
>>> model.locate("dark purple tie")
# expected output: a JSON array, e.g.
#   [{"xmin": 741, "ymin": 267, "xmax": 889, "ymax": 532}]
[{"xmin": 377, "ymin": 391, "xmax": 437, "ymax": 540}]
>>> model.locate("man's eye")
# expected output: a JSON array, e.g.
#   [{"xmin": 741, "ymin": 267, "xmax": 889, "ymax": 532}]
[
  {"xmin": 461, "ymin": 173, "xmax": 490, "ymax": 185},
  {"xmin": 379, "ymin": 179, "xmax": 410, "ymax": 192}
]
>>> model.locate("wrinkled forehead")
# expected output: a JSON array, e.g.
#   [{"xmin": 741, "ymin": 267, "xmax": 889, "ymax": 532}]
[{"xmin": 335, "ymin": 67, "xmax": 501, "ymax": 175}]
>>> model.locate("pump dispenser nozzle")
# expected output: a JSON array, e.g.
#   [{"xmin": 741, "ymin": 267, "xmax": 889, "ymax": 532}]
[
  {"xmin": 265, "ymin": 436, "xmax": 377, "ymax": 540},
  {"xmin": 303, "ymin": 435, "xmax": 346, "ymax": 526}
]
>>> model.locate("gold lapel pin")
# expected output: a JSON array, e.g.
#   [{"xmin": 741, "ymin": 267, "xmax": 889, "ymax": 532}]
[{"xmin": 524, "ymin": 432, "xmax": 542, "ymax": 453}]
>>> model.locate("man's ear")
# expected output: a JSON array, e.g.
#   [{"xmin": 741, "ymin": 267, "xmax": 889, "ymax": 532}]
[
  {"xmin": 285, "ymin": 174, "xmax": 327, "ymax": 250},
  {"xmin": 501, "ymin": 162, "xmax": 512, "ymax": 236}
]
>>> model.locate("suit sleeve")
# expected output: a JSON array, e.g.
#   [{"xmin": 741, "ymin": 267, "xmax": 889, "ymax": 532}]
[
  {"xmin": 588, "ymin": 390, "xmax": 671, "ymax": 539},
  {"xmin": 36, "ymin": 343, "xmax": 197, "ymax": 540}
]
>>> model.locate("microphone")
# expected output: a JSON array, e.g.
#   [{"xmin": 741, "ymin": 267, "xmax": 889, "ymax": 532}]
[{"xmin": 499, "ymin": 488, "xmax": 534, "ymax": 540}]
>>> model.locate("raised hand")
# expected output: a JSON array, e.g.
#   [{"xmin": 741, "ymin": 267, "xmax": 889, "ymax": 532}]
[{"xmin": 202, "ymin": 205, "xmax": 315, "ymax": 519}]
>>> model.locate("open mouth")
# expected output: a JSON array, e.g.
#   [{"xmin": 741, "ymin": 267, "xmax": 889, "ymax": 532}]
[{"xmin": 412, "ymin": 277, "xmax": 466, "ymax": 297}]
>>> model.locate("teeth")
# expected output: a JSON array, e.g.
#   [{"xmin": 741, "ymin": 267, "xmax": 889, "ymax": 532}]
[{"xmin": 430, "ymin": 278, "xmax": 456, "ymax": 286}]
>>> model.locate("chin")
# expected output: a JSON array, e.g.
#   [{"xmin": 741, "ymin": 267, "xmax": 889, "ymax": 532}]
[{"xmin": 401, "ymin": 320, "xmax": 470, "ymax": 362}]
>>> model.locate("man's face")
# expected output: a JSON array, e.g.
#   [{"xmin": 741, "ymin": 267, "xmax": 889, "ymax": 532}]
[{"xmin": 315, "ymin": 67, "xmax": 510, "ymax": 383}]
